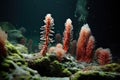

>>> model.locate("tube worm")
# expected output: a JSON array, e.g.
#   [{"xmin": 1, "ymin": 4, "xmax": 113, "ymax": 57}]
[
  {"xmin": 76, "ymin": 24, "xmax": 91, "ymax": 61},
  {"xmin": 84, "ymin": 35, "xmax": 95, "ymax": 63},
  {"xmin": 40, "ymin": 14, "xmax": 54, "ymax": 56},
  {"xmin": 95, "ymin": 47, "xmax": 112, "ymax": 65},
  {"xmin": 63, "ymin": 18, "xmax": 73, "ymax": 53}
]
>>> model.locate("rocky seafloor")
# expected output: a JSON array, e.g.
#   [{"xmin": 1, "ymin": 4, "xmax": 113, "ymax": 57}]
[{"xmin": 0, "ymin": 41, "xmax": 120, "ymax": 80}]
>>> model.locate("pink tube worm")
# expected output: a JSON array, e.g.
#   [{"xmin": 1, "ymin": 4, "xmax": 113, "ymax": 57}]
[
  {"xmin": 76, "ymin": 24, "xmax": 91, "ymax": 62},
  {"xmin": 40, "ymin": 14, "xmax": 54, "ymax": 56},
  {"xmin": 84, "ymin": 35, "xmax": 95, "ymax": 63},
  {"xmin": 95, "ymin": 47, "xmax": 112, "ymax": 65},
  {"xmin": 63, "ymin": 18, "xmax": 73, "ymax": 53}
]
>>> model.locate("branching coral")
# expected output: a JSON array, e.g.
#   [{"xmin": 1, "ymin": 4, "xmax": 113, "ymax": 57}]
[
  {"xmin": 40, "ymin": 14, "xmax": 54, "ymax": 56},
  {"xmin": 95, "ymin": 47, "xmax": 112, "ymax": 65},
  {"xmin": 63, "ymin": 19, "xmax": 73, "ymax": 53},
  {"xmin": 0, "ymin": 27, "xmax": 7, "ymax": 57}
]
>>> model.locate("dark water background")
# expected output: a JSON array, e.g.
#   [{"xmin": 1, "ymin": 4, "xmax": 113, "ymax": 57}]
[{"xmin": 0, "ymin": 0, "xmax": 119, "ymax": 58}]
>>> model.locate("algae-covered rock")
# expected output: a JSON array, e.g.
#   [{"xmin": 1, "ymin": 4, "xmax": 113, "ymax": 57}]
[
  {"xmin": 5, "ymin": 41, "xmax": 21, "ymax": 54},
  {"xmin": 0, "ymin": 41, "xmax": 41, "ymax": 80},
  {"xmin": 70, "ymin": 63, "xmax": 120, "ymax": 80},
  {"xmin": 15, "ymin": 44, "xmax": 28, "ymax": 54},
  {"xmin": 62, "ymin": 54, "xmax": 89, "ymax": 74},
  {"xmin": 50, "ymin": 60, "xmax": 71, "ymax": 77},
  {"xmin": 28, "ymin": 54, "xmax": 72, "ymax": 77},
  {"xmin": 70, "ymin": 70, "xmax": 120, "ymax": 80},
  {"xmin": 62, "ymin": 68, "xmax": 72, "ymax": 76},
  {"xmin": 100, "ymin": 63, "xmax": 120, "ymax": 73}
]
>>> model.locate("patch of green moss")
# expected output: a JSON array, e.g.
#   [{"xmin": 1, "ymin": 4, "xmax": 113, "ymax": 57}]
[
  {"xmin": 70, "ymin": 70, "xmax": 120, "ymax": 80},
  {"xmin": 15, "ymin": 44, "xmax": 28, "ymax": 54},
  {"xmin": 0, "ymin": 41, "xmax": 41, "ymax": 80},
  {"xmin": 1, "ymin": 62, "xmax": 10, "ymax": 68},
  {"xmin": 5, "ymin": 41, "xmax": 23, "ymax": 57},
  {"xmin": 28, "ymin": 54, "xmax": 72, "ymax": 77},
  {"xmin": 101, "ymin": 63, "xmax": 120, "ymax": 73},
  {"xmin": 62, "ymin": 68, "xmax": 72, "ymax": 76},
  {"xmin": 50, "ymin": 60, "xmax": 64, "ymax": 76}
]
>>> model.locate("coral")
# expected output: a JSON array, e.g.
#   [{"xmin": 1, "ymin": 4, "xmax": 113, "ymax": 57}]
[
  {"xmin": 63, "ymin": 18, "xmax": 73, "ymax": 53},
  {"xmin": 48, "ymin": 46, "xmax": 56, "ymax": 53},
  {"xmin": 55, "ymin": 43, "xmax": 65, "ymax": 61},
  {"xmin": 0, "ymin": 39, "xmax": 7, "ymax": 58},
  {"xmin": 0, "ymin": 14, "xmax": 117, "ymax": 79},
  {"xmin": 76, "ymin": 24, "xmax": 91, "ymax": 62},
  {"xmin": 48, "ymin": 43, "xmax": 65, "ymax": 61},
  {"xmin": 56, "ymin": 43, "xmax": 63, "ymax": 48},
  {"xmin": 40, "ymin": 14, "xmax": 54, "ymax": 56},
  {"xmin": 0, "ymin": 27, "xmax": 7, "ymax": 41},
  {"xmin": 0, "ymin": 27, "xmax": 7, "ymax": 58},
  {"xmin": 95, "ymin": 47, "xmax": 112, "ymax": 65},
  {"xmin": 84, "ymin": 35, "xmax": 95, "ymax": 63}
]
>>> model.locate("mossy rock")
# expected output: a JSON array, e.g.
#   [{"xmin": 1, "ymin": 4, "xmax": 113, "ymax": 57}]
[
  {"xmin": 5, "ymin": 41, "xmax": 23, "ymax": 57},
  {"xmin": 70, "ymin": 70, "xmax": 120, "ymax": 80},
  {"xmin": 100, "ymin": 63, "xmax": 120, "ymax": 73},
  {"xmin": 28, "ymin": 54, "xmax": 72, "ymax": 77},
  {"xmin": 0, "ymin": 41, "xmax": 41, "ymax": 80},
  {"xmin": 62, "ymin": 68, "xmax": 72, "ymax": 77},
  {"xmin": 15, "ymin": 44, "xmax": 28, "ymax": 54},
  {"xmin": 50, "ymin": 60, "xmax": 64, "ymax": 76}
]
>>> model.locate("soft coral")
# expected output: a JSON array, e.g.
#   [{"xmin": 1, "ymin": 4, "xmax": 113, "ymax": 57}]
[
  {"xmin": 0, "ymin": 27, "xmax": 7, "ymax": 57},
  {"xmin": 63, "ymin": 19, "xmax": 73, "ymax": 53},
  {"xmin": 40, "ymin": 14, "xmax": 54, "ymax": 56}
]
